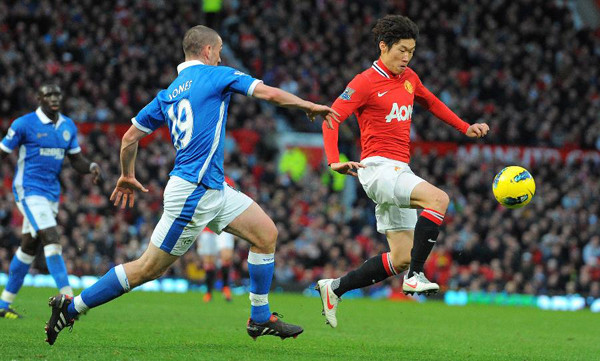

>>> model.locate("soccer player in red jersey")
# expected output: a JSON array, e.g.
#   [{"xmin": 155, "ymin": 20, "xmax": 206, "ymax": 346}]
[{"xmin": 316, "ymin": 15, "xmax": 489, "ymax": 328}]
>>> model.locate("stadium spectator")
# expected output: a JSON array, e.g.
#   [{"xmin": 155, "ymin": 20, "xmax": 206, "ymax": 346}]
[{"xmin": 0, "ymin": 0, "xmax": 598, "ymax": 307}]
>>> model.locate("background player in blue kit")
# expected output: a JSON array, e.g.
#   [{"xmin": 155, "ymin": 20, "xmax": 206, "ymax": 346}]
[
  {"xmin": 0, "ymin": 83, "xmax": 103, "ymax": 319},
  {"xmin": 45, "ymin": 25, "xmax": 338, "ymax": 344}
]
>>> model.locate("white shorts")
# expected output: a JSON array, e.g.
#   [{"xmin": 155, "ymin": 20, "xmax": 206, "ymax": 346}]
[
  {"xmin": 151, "ymin": 176, "xmax": 253, "ymax": 256},
  {"xmin": 197, "ymin": 230, "xmax": 234, "ymax": 256},
  {"xmin": 16, "ymin": 195, "xmax": 59, "ymax": 236},
  {"xmin": 357, "ymin": 156, "xmax": 425, "ymax": 234}
]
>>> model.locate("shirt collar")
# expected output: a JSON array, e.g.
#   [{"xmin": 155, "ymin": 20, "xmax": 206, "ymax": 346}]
[
  {"xmin": 177, "ymin": 60, "xmax": 205, "ymax": 74},
  {"xmin": 372, "ymin": 59, "xmax": 400, "ymax": 79},
  {"xmin": 36, "ymin": 107, "xmax": 65, "ymax": 125}
]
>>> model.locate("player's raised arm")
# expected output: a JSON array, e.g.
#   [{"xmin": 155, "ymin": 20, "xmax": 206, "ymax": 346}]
[
  {"xmin": 110, "ymin": 125, "xmax": 149, "ymax": 209},
  {"xmin": 414, "ymin": 80, "xmax": 489, "ymax": 138},
  {"xmin": 251, "ymin": 83, "xmax": 339, "ymax": 129}
]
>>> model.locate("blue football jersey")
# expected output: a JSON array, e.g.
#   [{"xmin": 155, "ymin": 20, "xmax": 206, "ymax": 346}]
[
  {"xmin": 0, "ymin": 108, "xmax": 81, "ymax": 202},
  {"xmin": 132, "ymin": 60, "xmax": 261, "ymax": 189}
]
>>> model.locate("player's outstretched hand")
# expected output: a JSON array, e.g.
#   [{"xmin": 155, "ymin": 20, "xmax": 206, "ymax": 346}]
[
  {"xmin": 110, "ymin": 175, "xmax": 149, "ymax": 209},
  {"xmin": 90, "ymin": 163, "xmax": 104, "ymax": 185},
  {"xmin": 306, "ymin": 104, "xmax": 340, "ymax": 129},
  {"xmin": 466, "ymin": 123, "xmax": 490, "ymax": 138},
  {"xmin": 330, "ymin": 161, "xmax": 365, "ymax": 177}
]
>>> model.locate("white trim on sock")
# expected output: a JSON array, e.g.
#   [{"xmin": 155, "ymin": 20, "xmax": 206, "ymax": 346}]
[
  {"xmin": 43, "ymin": 244, "xmax": 63, "ymax": 257},
  {"xmin": 249, "ymin": 292, "xmax": 269, "ymax": 306},
  {"xmin": 16, "ymin": 247, "xmax": 35, "ymax": 264},
  {"xmin": 60, "ymin": 286, "xmax": 73, "ymax": 297},
  {"xmin": 73, "ymin": 295, "xmax": 89, "ymax": 314},
  {"xmin": 247, "ymin": 252, "xmax": 274, "ymax": 265},
  {"xmin": 1, "ymin": 290, "xmax": 16, "ymax": 303},
  {"xmin": 114, "ymin": 264, "xmax": 131, "ymax": 292}
]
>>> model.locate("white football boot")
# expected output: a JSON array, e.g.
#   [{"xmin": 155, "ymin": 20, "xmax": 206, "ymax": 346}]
[
  {"xmin": 315, "ymin": 279, "xmax": 339, "ymax": 328},
  {"xmin": 402, "ymin": 272, "xmax": 440, "ymax": 295}
]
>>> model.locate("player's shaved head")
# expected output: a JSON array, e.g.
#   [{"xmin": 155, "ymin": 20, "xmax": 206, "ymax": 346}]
[
  {"xmin": 38, "ymin": 82, "xmax": 61, "ymax": 96},
  {"xmin": 372, "ymin": 15, "xmax": 419, "ymax": 49},
  {"xmin": 183, "ymin": 25, "xmax": 220, "ymax": 58}
]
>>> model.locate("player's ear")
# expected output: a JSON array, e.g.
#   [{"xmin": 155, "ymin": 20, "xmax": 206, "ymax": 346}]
[{"xmin": 379, "ymin": 41, "xmax": 387, "ymax": 54}]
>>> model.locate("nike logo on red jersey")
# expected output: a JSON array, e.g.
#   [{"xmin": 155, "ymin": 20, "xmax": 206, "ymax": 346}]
[{"xmin": 377, "ymin": 91, "xmax": 389, "ymax": 97}]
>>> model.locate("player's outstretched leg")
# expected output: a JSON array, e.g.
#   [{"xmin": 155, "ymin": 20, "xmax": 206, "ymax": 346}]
[
  {"xmin": 245, "ymin": 251, "xmax": 303, "ymax": 340},
  {"xmin": 0, "ymin": 248, "xmax": 34, "ymax": 319},
  {"xmin": 316, "ymin": 252, "xmax": 398, "ymax": 327},
  {"xmin": 44, "ymin": 264, "xmax": 132, "ymax": 345}
]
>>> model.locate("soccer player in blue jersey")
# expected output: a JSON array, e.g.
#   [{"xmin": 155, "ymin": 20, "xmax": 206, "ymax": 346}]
[
  {"xmin": 45, "ymin": 25, "xmax": 337, "ymax": 344},
  {"xmin": 0, "ymin": 83, "xmax": 103, "ymax": 319}
]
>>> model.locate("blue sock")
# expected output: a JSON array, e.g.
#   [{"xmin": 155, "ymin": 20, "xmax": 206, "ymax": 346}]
[
  {"xmin": 67, "ymin": 264, "xmax": 130, "ymax": 319},
  {"xmin": 247, "ymin": 251, "xmax": 274, "ymax": 323},
  {"xmin": 0, "ymin": 248, "xmax": 34, "ymax": 309},
  {"xmin": 44, "ymin": 244, "xmax": 70, "ymax": 291}
]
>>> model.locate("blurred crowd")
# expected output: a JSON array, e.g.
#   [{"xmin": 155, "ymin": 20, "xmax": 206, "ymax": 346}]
[
  {"xmin": 2, "ymin": 0, "xmax": 600, "ymax": 147},
  {"xmin": 1, "ymin": 0, "xmax": 600, "ymax": 298}
]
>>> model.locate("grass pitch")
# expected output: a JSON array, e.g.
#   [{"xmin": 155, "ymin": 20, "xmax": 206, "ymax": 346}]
[{"xmin": 0, "ymin": 287, "xmax": 598, "ymax": 360}]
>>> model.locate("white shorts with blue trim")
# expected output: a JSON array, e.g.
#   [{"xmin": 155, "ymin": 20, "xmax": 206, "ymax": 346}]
[
  {"xmin": 357, "ymin": 156, "xmax": 425, "ymax": 234},
  {"xmin": 16, "ymin": 195, "xmax": 59, "ymax": 236},
  {"xmin": 197, "ymin": 231, "xmax": 234, "ymax": 256},
  {"xmin": 151, "ymin": 176, "xmax": 253, "ymax": 256}
]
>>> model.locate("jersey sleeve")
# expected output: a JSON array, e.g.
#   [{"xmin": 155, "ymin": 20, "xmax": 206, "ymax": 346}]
[
  {"xmin": 322, "ymin": 75, "xmax": 370, "ymax": 165},
  {"xmin": 67, "ymin": 123, "xmax": 81, "ymax": 154},
  {"xmin": 132, "ymin": 97, "xmax": 165, "ymax": 134},
  {"xmin": 0, "ymin": 118, "xmax": 25, "ymax": 153},
  {"xmin": 414, "ymin": 76, "xmax": 470, "ymax": 134},
  {"xmin": 214, "ymin": 67, "xmax": 262, "ymax": 96}
]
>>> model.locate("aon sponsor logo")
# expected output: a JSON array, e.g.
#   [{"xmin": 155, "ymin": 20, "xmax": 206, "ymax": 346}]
[
  {"xmin": 385, "ymin": 103, "xmax": 413, "ymax": 123},
  {"xmin": 39, "ymin": 148, "xmax": 65, "ymax": 159}
]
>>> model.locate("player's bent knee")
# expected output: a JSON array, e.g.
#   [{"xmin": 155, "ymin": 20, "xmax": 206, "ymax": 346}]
[
  {"xmin": 430, "ymin": 190, "xmax": 450, "ymax": 212},
  {"xmin": 253, "ymin": 224, "xmax": 278, "ymax": 252},
  {"xmin": 20, "ymin": 235, "xmax": 39, "ymax": 256},
  {"xmin": 391, "ymin": 254, "xmax": 411, "ymax": 273}
]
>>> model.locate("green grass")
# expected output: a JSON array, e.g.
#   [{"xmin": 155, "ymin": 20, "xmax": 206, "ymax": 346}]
[{"xmin": 1, "ymin": 287, "xmax": 598, "ymax": 360}]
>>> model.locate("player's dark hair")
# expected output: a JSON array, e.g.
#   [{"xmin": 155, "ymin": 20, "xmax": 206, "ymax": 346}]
[
  {"xmin": 372, "ymin": 15, "xmax": 419, "ymax": 49},
  {"xmin": 182, "ymin": 25, "xmax": 219, "ymax": 57}
]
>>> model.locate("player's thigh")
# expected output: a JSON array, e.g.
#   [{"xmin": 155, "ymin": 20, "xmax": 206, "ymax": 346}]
[
  {"xmin": 208, "ymin": 185, "xmax": 276, "ymax": 249},
  {"xmin": 358, "ymin": 160, "xmax": 424, "ymax": 208},
  {"xmin": 409, "ymin": 181, "xmax": 450, "ymax": 211},
  {"xmin": 221, "ymin": 202, "xmax": 277, "ymax": 250},
  {"xmin": 16, "ymin": 195, "xmax": 57, "ymax": 237},
  {"xmin": 150, "ymin": 176, "xmax": 220, "ymax": 256},
  {"xmin": 386, "ymin": 229, "xmax": 414, "ymax": 270},
  {"xmin": 374, "ymin": 203, "xmax": 418, "ymax": 235}
]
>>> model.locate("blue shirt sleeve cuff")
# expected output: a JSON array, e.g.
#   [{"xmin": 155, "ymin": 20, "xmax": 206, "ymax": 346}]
[
  {"xmin": 247, "ymin": 79, "xmax": 263, "ymax": 97},
  {"xmin": 131, "ymin": 117, "xmax": 153, "ymax": 134},
  {"xmin": 0, "ymin": 142, "xmax": 13, "ymax": 153}
]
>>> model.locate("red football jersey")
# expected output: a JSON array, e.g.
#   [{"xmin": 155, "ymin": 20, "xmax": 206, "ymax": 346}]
[{"xmin": 323, "ymin": 59, "xmax": 470, "ymax": 164}]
